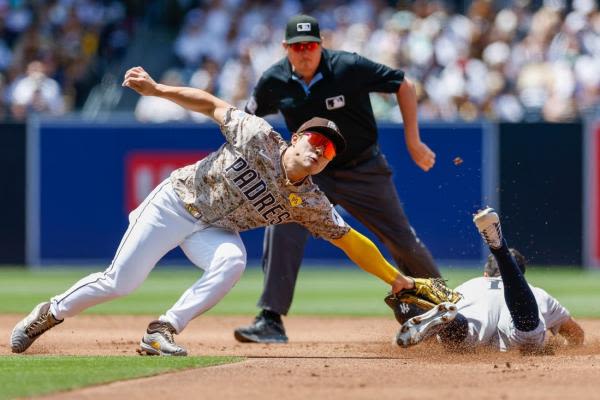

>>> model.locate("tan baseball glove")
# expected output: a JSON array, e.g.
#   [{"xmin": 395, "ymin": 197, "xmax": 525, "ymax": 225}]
[{"xmin": 385, "ymin": 278, "xmax": 462, "ymax": 324}]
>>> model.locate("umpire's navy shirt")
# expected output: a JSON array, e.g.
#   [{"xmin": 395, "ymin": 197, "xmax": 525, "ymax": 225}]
[{"xmin": 245, "ymin": 48, "xmax": 404, "ymax": 169}]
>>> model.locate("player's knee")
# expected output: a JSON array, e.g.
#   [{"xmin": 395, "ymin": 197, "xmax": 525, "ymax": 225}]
[
  {"xmin": 110, "ymin": 280, "xmax": 138, "ymax": 297},
  {"xmin": 111, "ymin": 286, "xmax": 133, "ymax": 298},
  {"xmin": 227, "ymin": 251, "xmax": 247, "ymax": 279},
  {"xmin": 214, "ymin": 243, "xmax": 247, "ymax": 278}
]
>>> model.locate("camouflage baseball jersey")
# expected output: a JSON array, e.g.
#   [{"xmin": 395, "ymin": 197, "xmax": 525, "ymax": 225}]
[{"xmin": 170, "ymin": 108, "xmax": 350, "ymax": 240}]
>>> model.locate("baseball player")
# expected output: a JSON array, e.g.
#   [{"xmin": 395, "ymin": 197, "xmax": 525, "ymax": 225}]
[
  {"xmin": 235, "ymin": 14, "xmax": 441, "ymax": 344},
  {"xmin": 10, "ymin": 66, "xmax": 458, "ymax": 356},
  {"xmin": 393, "ymin": 207, "xmax": 584, "ymax": 352}
]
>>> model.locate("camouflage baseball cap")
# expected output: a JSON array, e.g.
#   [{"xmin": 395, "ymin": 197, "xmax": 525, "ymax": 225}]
[
  {"xmin": 297, "ymin": 117, "xmax": 346, "ymax": 155},
  {"xmin": 285, "ymin": 15, "xmax": 321, "ymax": 44}
]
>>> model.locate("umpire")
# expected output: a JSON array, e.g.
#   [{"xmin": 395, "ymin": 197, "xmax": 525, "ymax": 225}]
[{"xmin": 234, "ymin": 14, "xmax": 441, "ymax": 344}]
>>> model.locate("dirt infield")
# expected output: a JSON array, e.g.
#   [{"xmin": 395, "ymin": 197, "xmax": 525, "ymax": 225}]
[{"xmin": 2, "ymin": 315, "xmax": 599, "ymax": 400}]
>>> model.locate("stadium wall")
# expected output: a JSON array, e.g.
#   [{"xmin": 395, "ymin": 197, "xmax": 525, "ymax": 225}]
[
  {"xmin": 27, "ymin": 119, "xmax": 494, "ymax": 267},
  {"xmin": 498, "ymin": 122, "xmax": 583, "ymax": 266},
  {"xmin": 584, "ymin": 118, "xmax": 600, "ymax": 269},
  {"xmin": 0, "ymin": 123, "xmax": 26, "ymax": 265}
]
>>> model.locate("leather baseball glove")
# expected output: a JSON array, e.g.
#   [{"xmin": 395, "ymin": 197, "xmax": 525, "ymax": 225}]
[{"xmin": 385, "ymin": 278, "xmax": 462, "ymax": 325}]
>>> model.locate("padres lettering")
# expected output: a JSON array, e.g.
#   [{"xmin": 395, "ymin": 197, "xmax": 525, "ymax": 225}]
[{"xmin": 225, "ymin": 157, "xmax": 291, "ymax": 224}]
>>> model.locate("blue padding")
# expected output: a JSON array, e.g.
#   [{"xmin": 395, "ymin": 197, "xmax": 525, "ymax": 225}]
[{"xmin": 36, "ymin": 121, "xmax": 489, "ymax": 266}]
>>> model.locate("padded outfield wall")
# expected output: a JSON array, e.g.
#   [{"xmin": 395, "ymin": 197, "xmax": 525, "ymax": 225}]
[
  {"xmin": 584, "ymin": 118, "xmax": 600, "ymax": 269},
  {"xmin": 26, "ymin": 118, "xmax": 496, "ymax": 267},
  {"xmin": 498, "ymin": 122, "xmax": 583, "ymax": 267},
  {"xmin": 0, "ymin": 123, "xmax": 26, "ymax": 264}
]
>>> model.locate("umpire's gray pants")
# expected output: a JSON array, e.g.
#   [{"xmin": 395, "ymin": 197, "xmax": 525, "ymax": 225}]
[{"xmin": 259, "ymin": 153, "xmax": 441, "ymax": 315}]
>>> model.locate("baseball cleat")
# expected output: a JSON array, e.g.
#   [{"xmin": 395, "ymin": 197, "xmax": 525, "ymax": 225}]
[
  {"xmin": 10, "ymin": 301, "xmax": 63, "ymax": 353},
  {"xmin": 138, "ymin": 320, "xmax": 187, "ymax": 356},
  {"xmin": 473, "ymin": 207, "xmax": 503, "ymax": 249},
  {"xmin": 395, "ymin": 302, "xmax": 457, "ymax": 348},
  {"xmin": 234, "ymin": 313, "xmax": 288, "ymax": 344}
]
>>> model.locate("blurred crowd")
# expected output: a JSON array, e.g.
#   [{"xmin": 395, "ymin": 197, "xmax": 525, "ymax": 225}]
[
  {"xmin": 0, "ymin": 0, "xmax": 130, "ymax": 121},
  {"xmin": 1, "ymin": 0, "xmax": 599, "ymax": 123},
  {"xmin": 143, "ymin": 0, "xmax": 600, "ymax": 123}
]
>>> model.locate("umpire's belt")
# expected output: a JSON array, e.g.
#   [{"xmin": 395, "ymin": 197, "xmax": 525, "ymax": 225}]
[{"xmin": 338, "ymin": 144, "xmax": 380, "ymax": 169}]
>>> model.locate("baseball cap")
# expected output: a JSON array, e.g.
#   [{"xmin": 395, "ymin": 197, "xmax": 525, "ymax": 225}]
[
  {"xmin": 285, "ymin": 14, "xmax": 321, "ymax": 44},
  {"xmin": 296, "ymin": 117, "xmax": 346, "ymax": 155}
]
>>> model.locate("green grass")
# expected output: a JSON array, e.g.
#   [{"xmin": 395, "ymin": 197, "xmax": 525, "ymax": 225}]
[
  {"xmin": 0, "ymin": 265, "xmax": 599, "ymax": 317},
  {"xmin": 0, "ymin": 266, "xmax": 597, "ymax": 399},
  {"xmin": 0, "ymin": 355, "xmax": 242, "ymax": 400}
]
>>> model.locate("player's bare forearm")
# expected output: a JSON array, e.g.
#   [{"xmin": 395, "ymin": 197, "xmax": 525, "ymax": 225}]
[
  {"xmin": 558, "ymin": 317, "xmax": 585, "ymax": 346},
  {"xmin": 396, "ymin": 78, "xmax": 435, "ymax": 171},
  {"xmin": 154, "ymin": 84, "xmax": 231, "ymax": 124},
  {"xmin": 397, "ymin": 79, "xmax": 420, "ymax": 145},
  {"xmin": 330, "ymin": 228, "xmax": 413, "ymax": 293},
  {"xmin": 122, "ymin": 66, "xmax": 231, "ymax": 124}
]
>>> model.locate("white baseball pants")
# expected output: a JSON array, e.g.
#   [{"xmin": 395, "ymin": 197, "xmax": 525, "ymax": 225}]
[{"xmin": 50, "ymin": 180, "xmax": 247, "ymax": 333}]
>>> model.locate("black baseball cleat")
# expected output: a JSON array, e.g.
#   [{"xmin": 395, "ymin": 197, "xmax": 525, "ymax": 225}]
[{"xmin": 234, "ymin": 311, "xmax": 288, "ymax": 344}]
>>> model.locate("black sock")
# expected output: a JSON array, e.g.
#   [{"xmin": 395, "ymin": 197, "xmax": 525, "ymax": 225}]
[
  {"xmin": 261, "ymin": 309, "xmax": 282, "ymax": 322},
  {"xmin": 490, "ymin": 240, "xmax": 539, "ymax": 332}
]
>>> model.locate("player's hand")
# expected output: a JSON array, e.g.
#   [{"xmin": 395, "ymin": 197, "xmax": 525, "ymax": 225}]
[
  {"xmin": 122, "ymin": 66, "xmax": 158, "ymax": 96},
  {"xmin": 407, "ymin": 141, "xmax": 436, "ymax": 172}
]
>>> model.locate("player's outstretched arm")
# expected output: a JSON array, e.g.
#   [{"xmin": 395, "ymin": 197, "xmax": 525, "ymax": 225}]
[
  {"xmin": 558, "ymin": 317, "xmax": 585, "ymax": 346},
  {"xmin": 329, "ymin": 228, "xmax": 413, "ymax": 293},
  {"xmin": 122, "ymin": 66, "xmax": 231, "ymax": 124}
]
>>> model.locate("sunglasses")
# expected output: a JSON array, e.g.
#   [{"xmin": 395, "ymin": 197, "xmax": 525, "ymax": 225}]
[
  {"xmin": 303, "ymin": 131, "xmax": 336, "ymax": 160},
  {"xmin": 288, "ymin": 42, "xmax": 319, "ymax": 52}
]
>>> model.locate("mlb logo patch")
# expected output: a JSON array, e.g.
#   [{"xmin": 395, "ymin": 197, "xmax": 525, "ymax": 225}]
[
  {"xmin": 325, "ymin": 95, "xmax": 345, "ymax": 110},
  {"xmin": 297, "ymin": 22, "xmax": 311, "ymax": 32}
]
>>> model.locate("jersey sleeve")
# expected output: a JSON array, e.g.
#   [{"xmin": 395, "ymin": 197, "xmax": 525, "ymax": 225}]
[
  {"xmin": 352, "ymin": 53, "xmax": 405, "ymax": 93},
  {"xmin": 296, "ymin": 195, "xmax": 350, "ymax": 240},
  {"xmin": 532, "ymin": 287, "xmax": 571, "ymax": 334},
  {"xmin": 220, "ymin": 108, "xmax": 277, "ymax": 147},
  {"xmin": 245, "ymin": 75, "xmax": 279, "ymax": 117}
]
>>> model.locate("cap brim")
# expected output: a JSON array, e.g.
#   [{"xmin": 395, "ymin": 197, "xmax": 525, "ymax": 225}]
[
  {"xmin": 285, "ymin": 36, "xmax": 321, "ymax": 44},
  {"xmin": 300, "ymin": 126, "xmax": 346, "ymax": 155}
]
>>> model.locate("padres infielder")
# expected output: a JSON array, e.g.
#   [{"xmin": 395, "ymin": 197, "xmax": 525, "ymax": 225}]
[
  {"xmin": 10, "ymin": 66, "xmax": 424, "ymax": 356},
  {"xmin": 397, "ymin": 208, "xmax": 584, "ymax": 351}
]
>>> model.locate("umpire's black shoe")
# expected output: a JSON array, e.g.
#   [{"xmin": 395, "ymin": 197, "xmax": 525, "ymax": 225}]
[{"xmin": 234, "ymin": 310, "xmax": 288, "ymax": 344}]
